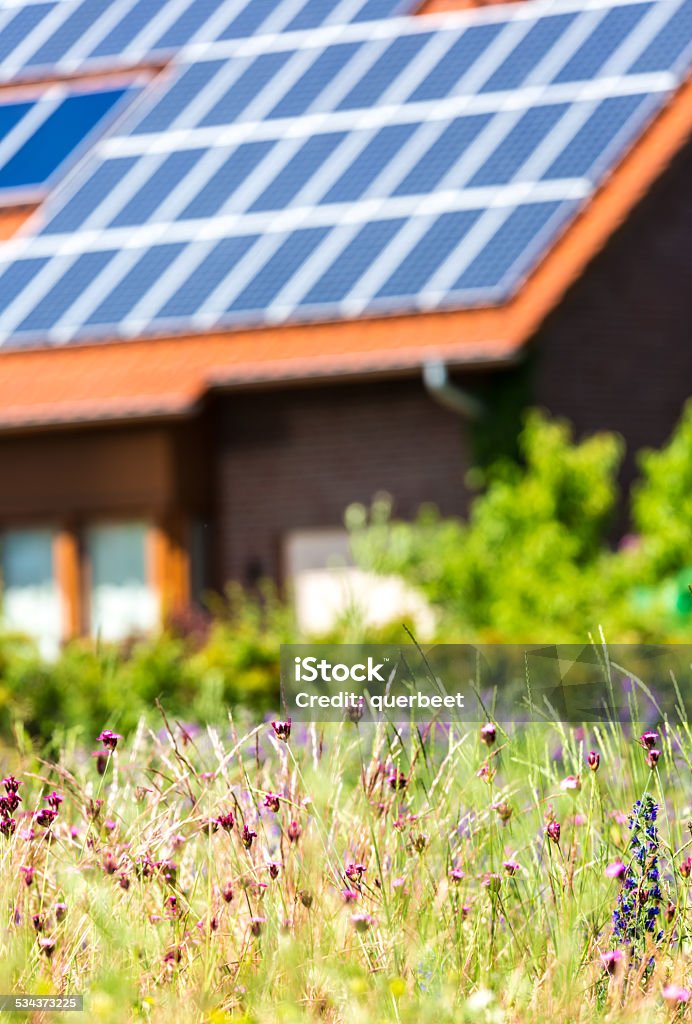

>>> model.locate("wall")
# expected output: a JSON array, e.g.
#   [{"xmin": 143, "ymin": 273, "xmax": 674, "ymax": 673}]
[
  {"xmin": 534, "ymin": 137, "xmax": 692, "ymax": 491},
  {"xmin": 213, "ymin": 377, "xmax": 470, "ymax": 585}
]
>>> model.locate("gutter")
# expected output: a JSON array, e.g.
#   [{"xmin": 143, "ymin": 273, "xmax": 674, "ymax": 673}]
[{"xmin": 422, "ymin": 359, "xmax": 485, "ymax": 420}]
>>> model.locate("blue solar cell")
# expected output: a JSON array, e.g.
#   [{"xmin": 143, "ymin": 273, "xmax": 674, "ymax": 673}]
[
  {"xmin": 85, "ymin": 243, "xmax": 187, "ymax": 325},
  {"xmin": 0, "ymin": 258, "xmax": 49, "ymax": 317},
  {"xmin": 354, "ymin": 0, "xmax": 412, "ymax": 20},
  {"xmin": 15, "ymin": 250, "xmax": 116, "ymax": 333},
  {"xmin": 150, "ymin": 0, "xmax": 219, "ymax": 51},
  {"xmin": 542, "ymin": 93, "xmax": 651, "ymax": 180},
  {"xmin": 0, "ymin": 88, "xmax": 128, "ymax": 191},
  {"xmin": 250, "ymin": 132, "xmax": 347, "ymax": 211},
  {"xmin": 156, "ymin": 236, "xmax": 260, "ymax": 318},
  {"xmin": 284, "ymin": 0, "xmax": 340, "ymax": 32},
  {"xmin": 0, "ymin": 3, "xmax": 54, "ymax": 64},
  {"xmin": 132, "ymin": 60, "xmax": 226, "ymax": 135},
  {"xmin": 88, "ymin": 0, "xmax": 170, "ymax": 59},
  {"xmin": 302, "ymin": 218, "xmax": 407, "ymax": 304},
  {"xmin": 227, "ymin": 227, "xmax": 330, "ymax": 312},
  {"xmin": 467, "ymin": 103, "xmax": 569, "ymax": 187},
  {"xmin": 40, "ymin": 156, "xmax": 138, "ymax": 234},
  {"xmin": 322, "ymin": 123, "xmax": 418, "ymax": 203},
  {"xmin": 265, "ymin": 43, "xmax": 361, "ymax": 119},
  {"xmin": 336, "ymin": 33, "xmax": 433, "ymax": 111},
  {"xmin": 0, "ymin": 100, "xmax": 32, "ymax": 141},
  {"xmin": 177, "ymin": 140, "xmax": 275, "ymax": 220},
  {"xmin": 216, "ymin": 2, "xmax": 278, "ymax": 40},
  {"xmin": 200, "ymin": 51, "xmax": 294, "ymax": 125},
  {"xmin": 375, "ymin": 210, "xmax": 481, "ymax": 298},
  {"xmin": 25, "ymin": 0, "xmax": 108, "ymax": 68},
  {"xmin": 552, "ymin": 3, "xmax": 653, "ymax": 83},
  {"xmin": 109, "ymin": 149, "xmax": 205, "ymax": 227},
  {"xmin": 454, "ymin": 201, "xmax": 571, "ymax": 292},
  {"xmin": 479, "ymin": 13, "xmax": 577, "ymax": 93},
  {"xmin": 629, "ymin": 0, "xmax": 692, "ymax": 72},
  {"xmin": 392, "ymin": 114, "xmax": 491, "ymax": 195},
  {"xmin": 408, "ymin": 24, "xmax": 505, "ymax": 102}
]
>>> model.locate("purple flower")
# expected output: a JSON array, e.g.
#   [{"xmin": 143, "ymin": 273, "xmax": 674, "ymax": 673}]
[
  {"xmin": 35, "ymin": 808, "xmax": 57, "ymax": 828},
  {"xmin": 215, "ymin": 812, "xmax": 235, "ymax": 833},
  {"xmin": 249, "ymin": 916, "xmax": 265, "ymax": 937},
  {"xmin": 587, "ymin": 750, "xmax": 600, "ymax": 771},
  {"xmin": 448, "ymin": 868, "xmax": 465, "ymax": 883},
  {"xmin": 387, "ymin": 769, "xmax": 408, "ymax": 791},
  {"xmin": 545, "ymin": 821, "xmax": 561, "ymax": 844},
  {"xmin": 263, "ymin": 793, "xmax": 280, "ymax": 812},
  {"xmin": 268, "ymin": 862, "xmax": 280, "ymax": 880},
  {"xmin": 503, "ymin": 860, "xmax": 520, "ymax": 876},
  {"xmin": 0, "ymin": 817, "xmax": 16, "ymax": 837},
  {"xmin": 271, "ymin": 719, "xmax": 291, "ymax": 742},
  {"xmin": 605, "ymin": 860, "xmax": 627, "ymax": 880},
  {"xmin": 2, "ymin": 776, "xmax": 21, "ymax": 794},
  {"xmin": 680, "ymin": 856, "xmax": 691, "ymax": 878},
  {"xmin": 480, "ymin": 723, "xmax": 496, "ymax": 747},
  {"xmin": 646, "ymin": 748, "xmax": 661, "ymax": 769},
  {"xmin": 54, "ymin": 902, "xmax": 67, "ymax": 922},
  {"xmin": 47, "ymin": 791, "xmax": 63, "ymax": 810},
  {"xmin": 601, "ymin": 950, "xmax": 623, "ymax": 974},
  {"xmin": 343, "ymin": 888, "xmax": 359, "ymax": 903},
  {"xmin": 287, "ymin": 820, "xmax": 302, "ymax": 843},
  {"xmin": 241, "ymin": 825, "xmax": 257, "ymax": 849},
  {"xmin": 97, "ymin": 730, "xmax": 122, "ymax": 751},
  {"xmin": 639, "ymin": 731, "xmax": 659, "ymax": 750},
  {"xmin": 662, "ymin": 984, "xmax": 691, "ymax": 1005},
  {"xmin": 19, "ymin": 866, "xmax": 34, "ymax": 886}
]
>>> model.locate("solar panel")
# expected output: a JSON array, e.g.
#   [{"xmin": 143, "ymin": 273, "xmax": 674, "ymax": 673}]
[
  {"xmin": 0, "ymin": 84, "xmax": 134, "ymax": 199},
  {"xmin": 0, "ymin": 0, "xmax": 690, "ymax": 348},
  {"xmin": 0, "ymin": 0, "xmax": 418, "ymax": 83}
]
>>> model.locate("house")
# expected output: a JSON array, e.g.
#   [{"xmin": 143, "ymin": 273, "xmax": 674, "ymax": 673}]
[{"xmin": 0, "ymin": 0, "xmax": 690, "ymax": 650}]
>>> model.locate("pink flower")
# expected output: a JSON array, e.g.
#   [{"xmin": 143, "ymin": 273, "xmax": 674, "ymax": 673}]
[
  {"xmin": 605, "ymin": 860, "xmax": 627, "ymax": 880},
  {"xmin": 647, "ymin": 748, "xmax": 661, "ymax": 769},
  {"xmin": 560, "ymin": 775, "xmax": 581, "ymax": 792},
  {"xmin": 287, "ymin": 820, "xmax": 302, "ymax": 843},
  {"xmin": 587, "ymin": 751, "xmax": 600, "ymax": 771},
  {"xmin": 271, "ymin": 719, "xmax": 291, "ymax": 742},
  {"xmin": 503, "ymin": 860, "xmax": 520, "ymax": 875},
  {"xmin": 480, "ymin": 723, "xmax": 496, "ymax": 747},
  {"xmin": 662, "ymin": 984, "xmax": 690, "ymax": 1005},
  {"xmin": 546, "ymin": 821, "xmax": 561, "ymax": 844},
  {"xmin": 639, "ymin": 730, "xmax": 659, "ymax": 750},
  {"xmin": 680, "ymin": 856, "xmax": 691, "ymax": 879},
  {"xmin": 351, "ymin": 913, "xmax": 374, "ymax": 933},
  {"xmin": 600, "ymin": 950, "xmax": 623, "ymax": 974},
  {"xmin": 97, "ymin": 730, "xmax": 121, "ymax": 751},
  {"xmin": 449, "ymin": 868, "xmax": 465, "ymax": 883}
]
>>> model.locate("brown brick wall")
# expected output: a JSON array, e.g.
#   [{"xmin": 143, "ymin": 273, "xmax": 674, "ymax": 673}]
[
  {"xmin": 212, "ymin": 378, "xmax": 470, "ymax": 585},
  {"xmin": 534, "ymin": 137, "xmax": 692, "ymax": 488}
]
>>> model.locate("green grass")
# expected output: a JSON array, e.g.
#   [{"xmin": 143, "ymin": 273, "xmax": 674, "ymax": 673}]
[{"xmin": 0, "ymin": 709, "xmax": 689, "ymax": 1023}]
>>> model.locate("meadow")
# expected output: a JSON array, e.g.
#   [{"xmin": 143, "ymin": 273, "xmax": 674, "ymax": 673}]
[{"xmin": 0, "ymin": 701, "xmax": 689, "ymax": 1023}]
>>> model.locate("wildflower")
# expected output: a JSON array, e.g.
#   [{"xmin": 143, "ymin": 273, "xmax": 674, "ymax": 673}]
[
  {"xmin": 19, "ymin": 828, "xmax": 34, "ymax": 842},
  {"xmin": 91, "ymin": 751, "xmax": 108, "ymax": 775},
  {"xmin": 388, "ymin": 769, "xmax": 408, "ymax": 791},
  {"xmin": 600, "ymin": 950, "xmax": 623, "ymax": 974},
  {"xmin": 662, "ymin": 984, "xmax": 691, "ymax": 1005},
  {"xmin": 345, "ymin": 862, "xmax": 366, "ymax": 881},
  {"xmin": 163, "ymin": 947, "xmax": 182, "ymax": 965},
  {"xmin": 47, "ymin": 791, "xmax": 63, "ymax": 810},
  {"xmin": 587, "ymin": 751, "xmax": 600, "ymax": 771},
  {"xmin": 343, "ymin": 888, "xmax": 358, "ymax": 903},
  {"xmin": 268, "ymin": 862, "xmax": 280, "ymax": 879},
  {"xmin": 0, "ymin": 792, "xmax": 21, "ymax": 813},
  {"xmin": 54, "ymin": 902, "xmax": 67, "ymax": 922},
  {"xmin": 271, "ymin": 719, "xmax": 291, "ymax": 742},
  {"xmin": 32, "ymin": 913, "xmax": 44, "ymax": 932},
  {"xmin": 97, "ymin": 730, "xmax": 121, "ymax": 751},
  {"xmin": 165, "ymin": 895, "xmax": 179, "ymax": 917},
  {"xmin": 241, "ymin": 825, "xmax": 257, "ymax": 849},
  {"xmin": 503, "ymin": 860, "xmax": 520, "ymax": 876},
  {"xmin": 680, "ymin": 855, "xmax": 691, "ymax": 878},
  {"xmin": 119, "ymin": 874, "xmax": 130, "ymax": 891},
  {"xmin": 38, "ymin": 937, "xmax": 55, "ymax": 957},
  {"xmin": 298, "ymin": 890, "xmax": 313, "ymax": 908},
  {"xmin": 647, "ymin": 749, "xmax": 661, "ymax": 769},
  {"xmin": 0, "ymin": 817, "xmax": 17, "ymax": 837},
  {"xmin": 480, "ymin": 723, "xmax": 496, "ymax": 747},
  {"xmin": 215, "ymin": 811, "xmax": 235, "ymax": 833},
  {"xmin": 287, "ymin": 820, "xmax": 302, "ymax": 843},
  {"xmin": 449, "ymin": 868, "xmax": 465, "ymax": 883},
  {"xmin": 409, "ymin": 832, "xmax": 428, "ymax": 853},
  {"xmin": 560, "ymin": 775, "xmax": 581, "ymax": 792},
  {"xmin": 249, "ymin": 916, "xmax": 265, "ymax": 937},
  {"xmin": 86, "ymin": 798, "xmax": 103, "ymax": 821},
  {"xmin": 102, "ymin": 852, "xmax": 118, "ymax": 875},
  {"xmin": 605, "ymin": 861, "xmax": 627, "ymax": 880},
  {"xmin": 482, "ymin": 873, "xmax": 501, "ymax": 892},
  {"xmin": 546, "ymin": 821, "xmax": 561, "ymax": 844},
  {"xmin": 35, "ymin": 808, "xmax": 57, "ymax": 828},
  {"xmin": 639, "ymin": 731, "xmax": 659, "ymax": 750},
  {"xmin": 157, "ymin": 860, "xmax": 177, "ymax": 885},
  {"xmin": 19, "ymin": 866, "xmax": 34, "ymax": 886},
  {"xmin": 612, "ymin": 796, "xmax": 664, "ymax": 956},
  {"xmin": 665, "ymin": 902, "xmax": 676, "ymax": 923},
  {"xmin": 476, "ymin": 763, "xmax": 496, "ymax": 784},
  {"xmin": 104, "ymin": 819, "xmax": 116, "ymax": 833},
  {"xmin": 2, "ymin": 776, "xmax": 21, "ymax": 794},
  {"xmin": 351, "ymin": 912, "xmax": 374, "ymax": 933},
  {"xmin": 493, "ymin": 801, "xmax": 513, "ymax": 823},
  {"xmin": 221, "ymin": 884, "xmax": 234, "ymax": 904},
  {"xmin": 263, "ymin": 792, "xmax": 280, "ymax": 812}
]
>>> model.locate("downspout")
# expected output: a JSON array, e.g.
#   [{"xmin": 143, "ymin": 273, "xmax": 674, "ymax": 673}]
[{"xmin": 422, "ymin": 359, "xmax": 485, "ymax": 420}]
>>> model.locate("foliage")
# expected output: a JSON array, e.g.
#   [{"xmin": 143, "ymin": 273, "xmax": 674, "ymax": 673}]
[
  {"xmin": 0, "ymin": 707, "xmax": 688, "ymax": 1023},
  {"xmin": 348, "ymin": 404, "xmax": 692, "ymax": 643}
]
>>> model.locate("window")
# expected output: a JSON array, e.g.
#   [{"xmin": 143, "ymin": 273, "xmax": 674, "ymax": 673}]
[
  {"xmin": 87, "ymin": 522, "xmax": 158, "ymax": 642},
  {"xmin": 0, "ymin": 528, "xmax": 62, "ymax": 656},
  {"xmin": 283, "ymin": 528, "xmax": 436, "ymax": 637}
]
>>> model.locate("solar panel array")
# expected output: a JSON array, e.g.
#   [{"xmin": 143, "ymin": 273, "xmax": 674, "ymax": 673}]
[
  {"xmin": 0, "ymin": 83, "xmax": 133, "ymax": 198},
  {"xmin": 0, "ymin": 0, "xmax": 416, "ymax": 84},
  {"xmin": 0, "ymin": 0, "xmax": 691, "ymax": 348}
]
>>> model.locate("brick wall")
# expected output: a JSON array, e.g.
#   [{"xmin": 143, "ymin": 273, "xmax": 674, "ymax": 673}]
[
  {"xmin": 534, "ymin": 137, "xmax": 692, "ymax": 490},
  {"xmin": 212, "ymin": 378, "xmax": 470, "ymax": 585}
]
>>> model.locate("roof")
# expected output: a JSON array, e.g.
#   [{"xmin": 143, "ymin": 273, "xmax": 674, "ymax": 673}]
[{"xmin": 0, "ymin": 0, "xmax": 691, "ymax": 428}]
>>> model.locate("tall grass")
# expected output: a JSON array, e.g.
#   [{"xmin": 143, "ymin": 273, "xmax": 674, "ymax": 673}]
[{"xmin": 0, "ymin": 703, "xmax": 689, "ymax": 1023}]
